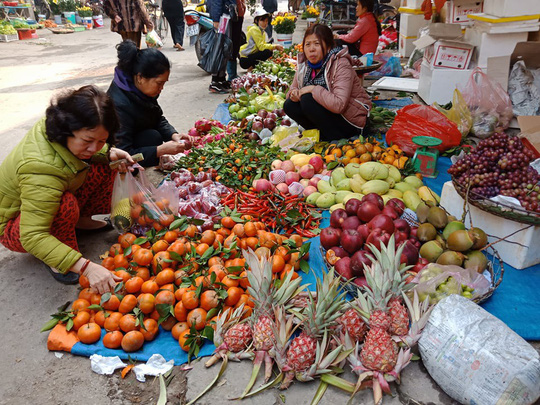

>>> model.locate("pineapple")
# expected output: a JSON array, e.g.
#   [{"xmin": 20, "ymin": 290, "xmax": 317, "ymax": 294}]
[
  {"xmin": 337, "ymin": 307, "xmax": 367, "ymax": 343},
  {"xmin": 223, "ymin": 322, "xmax": 252, "ymax": 352},
  {"xmin": 280, "ymin": 268, "xmax": 345, "ymax": 388},
  {"xmin": 111, "ymin": 198, "xmax": 132, "ymax": 231},
  {"xmin": 366, "ymin": 237, "xmax": 413, "ymax": 337}
]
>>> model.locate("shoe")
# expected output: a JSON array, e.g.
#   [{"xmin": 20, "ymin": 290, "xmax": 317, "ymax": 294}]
[
  {"xmin": 75, "ymin": 215, "xmax": 113, "ymax": 232},
  {"xmin": 208, "ymin": 82, "xmax": 228, "ymax": 94},
  {"xmin": 44, "ymin": 263, "xmax": 80, "ymax": 285},
  {"xmin": 174, "ymin": 43, "xmax": 185, "ymax": 51},
  {"xmin": 221, "ymin": 80, "xmax": 231, "ymax": 90}
]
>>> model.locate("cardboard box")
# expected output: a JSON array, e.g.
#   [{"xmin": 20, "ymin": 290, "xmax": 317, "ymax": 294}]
[
  {"xmin": 441, "ymin": 181, "xmax": 540, "ymax": 270},
  {"xmin": 529, "ymin": 30, "xmax": 540, "ymax": 41},
  {"xmin": 399, "ymin": 33, "xmax": 418, "ymax": 57},
  {"xmin": 483, "ymin": 0, "xmax": 540, "ymax": 18},
  {"xmin": 400, "ymin": 0, "xmax": 426, "ymax": 9},
  {"xmin": 441, "ymin": 0, "xmax": 484, "ymax": 25},
  {"xmin": 465, "ymin": 27, "xmax": 529, "ymax": 67},
  {"xmin": 400, "ymin": 10, "xmax": 430, "ymax": 37},
  {"xmin": 518, "ymin": 116, "xmax": 540, "ymax": 158},
  {"xmin": 418, "ymin": 60, "xmax": 473, "ymax": 104}
]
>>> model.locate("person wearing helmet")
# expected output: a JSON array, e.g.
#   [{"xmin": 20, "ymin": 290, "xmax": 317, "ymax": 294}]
[{"xmin": 239, "ymin": 9, "xmax": 283, "ymax": 70}]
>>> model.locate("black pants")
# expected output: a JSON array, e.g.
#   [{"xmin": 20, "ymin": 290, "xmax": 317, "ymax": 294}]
[
  {"xmin": 162, "ymin": 0, "xmax": 185, "ymax": 46},
  {"xmin": 335, "ymin": 37, "xmax": 362, "ymax": 57},
  {"xmin": 239, "ymin": 49, "xmax": 272, "ymax": 69},
  {"xmin": 284, "ymin": 94, "xmax": 360, "ymax": 142}
]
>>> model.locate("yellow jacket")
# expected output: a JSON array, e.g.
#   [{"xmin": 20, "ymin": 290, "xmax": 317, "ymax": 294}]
[{"xmin": 239, "ymin": 25, "xmax": 274, "ymax": 57}]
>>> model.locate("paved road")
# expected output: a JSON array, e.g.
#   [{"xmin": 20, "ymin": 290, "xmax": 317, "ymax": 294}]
[{"xmin": 0, "ymin": 15, "xmax": 537, "ymax": 405}]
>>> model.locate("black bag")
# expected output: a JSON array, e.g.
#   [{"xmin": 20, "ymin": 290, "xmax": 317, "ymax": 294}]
[
  {"xmin": 198, "ymin": 30, "xmax": 233, "ymax": 74},
  {"xmin": 262, "ymin": 0, "xmax": 277, "ymax": 13},
  {"xmin": 227, "ymin": 3, "xmax": 238, "ymax": 22}
]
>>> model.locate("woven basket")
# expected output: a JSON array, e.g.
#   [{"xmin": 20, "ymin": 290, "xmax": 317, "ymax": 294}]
[{"xmin": 452, "ymin": 177, "xmax": 540, "ymax": 226}]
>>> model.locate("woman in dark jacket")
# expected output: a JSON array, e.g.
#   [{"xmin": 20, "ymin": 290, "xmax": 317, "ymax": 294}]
[
  {"xmin": 162, "ymin": 0, "xmax": 186, "ymax": 51},
  {"xmin": 107, "ymin": 40, "xmax": 190, "ymax": 167}
]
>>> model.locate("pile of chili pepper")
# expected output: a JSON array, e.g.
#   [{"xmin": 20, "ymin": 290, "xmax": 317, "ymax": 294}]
[{"xmin": 221, "ymin": 190, "xmax": 322, "ymax": 237}]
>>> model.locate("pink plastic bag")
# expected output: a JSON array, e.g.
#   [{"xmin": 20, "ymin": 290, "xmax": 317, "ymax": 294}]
[
  {"xmin": 458, "ymin": 67, "xmax": 513, "ymax": 139},
  {"xmin": 386, "ymin": 105, "xmax": 462, "ymax": 156}
]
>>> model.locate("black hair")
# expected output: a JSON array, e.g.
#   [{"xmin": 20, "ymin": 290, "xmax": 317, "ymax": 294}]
[
  {"xmin": 45, "ymin": 85, "xmax": 119, "ymax": 146},
  {"xmin": 116, "ymin": 39, "xmax": 171, "ymax": 78},
  {"xmin": 255, "ymin": 14, "xmax": 270, "ymax": 24},
  {"xmin": 358, "ymin": 0, "xmax": 382, "ymax": 36},
  {"xmin": 303, "ymin": 24, "xmax": 336, "ymax": 56}
]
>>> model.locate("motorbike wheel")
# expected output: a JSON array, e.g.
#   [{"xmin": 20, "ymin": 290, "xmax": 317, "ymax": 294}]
[{"xmin": 194, "ymin": 33, "xmax": 203, "ymax": 61}]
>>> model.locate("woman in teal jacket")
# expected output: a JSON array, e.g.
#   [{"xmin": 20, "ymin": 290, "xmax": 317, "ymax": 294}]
[
  {"xmin": 239, "ymin": 9, "xmax": 283, "ymax": 70},
  {"xmin": 0, "ymin": 86, "xmax": 135, "ymax": 291}
]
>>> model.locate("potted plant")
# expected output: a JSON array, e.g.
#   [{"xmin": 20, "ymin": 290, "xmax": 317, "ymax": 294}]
[
  {"xmin": 49, "ymin": 0, "xmax": 63, "ymax": 24},
  {"xmin": 90, "ymin": 4, "xmax": 103, "ymax": 28},
  {"xmin": 302, "ymin": 5, "xmax": 319, "ymax": 24},
  {"xmin": 61, "ymin": 0, "xmax": 77, "ymax": 24},
  {"xmin": 271, "ymin": 13, "xmax": 296, "ymax": 48},
  {"xmin": 77, "ymin": 5, "xmax": 93, "ymax": 28}
]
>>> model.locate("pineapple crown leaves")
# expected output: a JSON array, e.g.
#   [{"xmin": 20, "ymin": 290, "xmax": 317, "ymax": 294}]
[
  {"xmin": 269, "ymin": 306, "xmax": 299, "ymax": 368},
  {"xmin": 399, "ymin": 291, "xmax": 433, "ymax": 348}
]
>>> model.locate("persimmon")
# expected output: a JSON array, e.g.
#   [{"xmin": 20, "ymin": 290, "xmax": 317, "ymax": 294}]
[
  {"xmin": 102, "ymin": 294, "xmax": 120, "ymax": 311},
  {"xmin": 195, "ymin": 243, "xmax": 210, "ymax": 256},
  {"xmin": 185, "ymin": 224, "xmax": 198, "ymax": 238},
  {"xmin": 160, "ymin": 283, "xmax": 175, "ymax": 293},
  {"xmin": 141, "ymin": 318, "xmax": 159, "ymax": 341},
  {"xmin": 160, "ymin": 316, "xmax": 177, "ymax": 331},
  {"xmin": 271, "ymin": 255, "xmax": 286, "ymax": 274},
  {"xmin": 232, "ymin": 223, "xmax": 245, "ymax": 238},
  {"xmin": 289, "ymin": 234, "xmax": 304, "ymax": 247},
  {"xmin": 118, "ymin": 233, "xmax": 137, "ymax": 249},
  {"xmin": 155, "ymin": 268, "xmax": 175, "ymax": 286},
  {"xmin": 174, "ymin": 301, "xmax": 188, "ymax": 322},
  {"xmin": 118, "ymin": 294, "xmax": 138, "ymax": 314},
  {"xmin": 125, "ymin": 276, "xmax": 144, "ymax": 294},
  {"xmin": 94, "ymin": 310, "xmax": 112, "ymax": 328},
  {"xmin": 140, "ymin": 280, "xmax": 159, "ymax": 294},
  {"xmin": 109, "ymin": 243, "xmax": 123, "ymax": 257},
  {"xmin": 221, "ymin": 275, "xmax": 239, "ymax": 288},
  {"xmin": 133, "ymin": 248, "xmax": 153, "ymax": 266},
  {"xmin": 239, "ymin": 271, "xmax": 250, "ymax": 289},
  {"xmin": 103, "ymin": 312, "xmax": 123, "ymax": 332},
  {"xmin": 224, "ymin": 286, "xmax": 243, "ymax": 307},
  {"xmin": 115, "ymin": 269, "xmax": 131, "ymax": 283},
  {"xmin": 103, "ymin": 331, "xmax": 123, "ymax": 349},
  {"xmin": 79, "ymin": 274, "xmax": 90, "ymax": 289},
  {"xmin": 221, "ymin": 216, "xmax": 235, "ymax": 229},
  {"xmin": 155, "ymin": 290, "xmax": 175, "ymax": 306},
  {"xmin": 275, "ymin": 246, "xmax": 292, "ymax": 262},
  {"xmin": 208, "ymin": 256, "xmax": 223, "ymax": 267},
  {"xmin": 168, "ymin": 241, "xmax": 186, "ymax": 256},
  {"xmin": 119, "ymin": 314, "xmax": 139, "ymax": 333},
  {"xmin": 113, "ymin": 254, "xmax": 129, "ymax": 269},
  {"xmin": 134, "ymin": 267, "xmax": 150, "ymax": 281},
  {"xmin": 187, "ymin": 308, "xmax": 207, "ymax": 331},
  {"xmin": 171, "ymin": 321, "xmax": 189, "ymax": 340},
  {"xmin": 137, "ymin": 293, "xmax": 155, "ymax": 314},
  {"xmin": 78, "ymin": 323, "xmax": 101, "ymax": 344},
  {"xmin": 72, "ymin": 298, "xmax": 90, "ymax": 314},
  {"xmin": 200, "ymin": 290, "xmax": 219, "ymax": 311},
  {"xmin": 178, "ymin": 330, "xmax": 191, "ymax": 351},
  {"xmin": 152, "ymin": 251, "xmax": 175, "ymax": 270},
  {"xmin": 72, "ymin": 311, "xmax": 91, "ymax": 331},
  {"xmin": 101, "ymin": 257, "xmax": 115, "ymax": 271},
  {"xmin": 244, "ymin": 222, "xmax": 257, "ymax": 237},
  {"xmin": 174, "ymin": 270, "xmax": 188, "ymax": 286},
  {"xmin": 152, "ymin": 240, "xmax": 169, "ymax": 254},
  {"xmin": 121, "ymin": 330, "xmax": 144, "ymax": 352},
  {"xmin": 181, "ymin": 290, "xmax": 199, "ymax": 310}
]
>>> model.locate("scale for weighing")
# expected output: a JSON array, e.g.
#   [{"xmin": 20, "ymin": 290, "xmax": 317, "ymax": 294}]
[{"xmin": 411, "ymin": 136, "xmax": 442, "ymax": 178}]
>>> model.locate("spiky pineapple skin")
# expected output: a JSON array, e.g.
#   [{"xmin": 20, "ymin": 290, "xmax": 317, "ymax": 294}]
[
  {"xmin": 369, "ymin": 309, "xmax": 391, "ymax": 331},
  {"xmin": 253, "ymin": 315, "xmax": 274, "ymax": 351},
  {"xmin": 287, "ymin": 332, "xmax": 317, "ymax": 372},
  {"xmin": 388, "ymin": 297, "xmax": 409, "ymax": 336},
  {"xmin": 360, "ymin": 328, "xmax": 398, "ymax": 372},
  {"xmin": 338, "ymin": 308, "xmax": 367, "ymax": 342},
  {"xmin": 223, "ymin": 323, "xmax": 252, "ymax": 352}
]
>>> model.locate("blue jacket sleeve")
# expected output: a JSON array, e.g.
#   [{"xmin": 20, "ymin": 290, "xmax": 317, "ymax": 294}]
[{"xmin": 209, "ymin": 0, "xmax": 223, "ymax": 22}]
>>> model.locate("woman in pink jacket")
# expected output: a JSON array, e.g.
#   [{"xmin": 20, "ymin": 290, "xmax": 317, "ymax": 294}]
[
  {"xmin": 284, "ymin": 24, "xmax": 371, "ymax": 142},
  {"xmin": 335, "ymin": 0, "xmax": 381, "ymax": 56}
]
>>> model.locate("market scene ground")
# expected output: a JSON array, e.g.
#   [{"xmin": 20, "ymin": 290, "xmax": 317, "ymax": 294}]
[{"xmin": 1, "ymin": 1, "xmax": 540, "ymax": 404}]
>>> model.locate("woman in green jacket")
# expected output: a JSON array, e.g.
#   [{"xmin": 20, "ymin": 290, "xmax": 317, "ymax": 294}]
[
  {"xmin": 239, "ymin": 9, "xmax": 283, "ymax": 70},
  {"xmin": 0, "ymin": 85, "xmax": 135, "ymax": 293}
]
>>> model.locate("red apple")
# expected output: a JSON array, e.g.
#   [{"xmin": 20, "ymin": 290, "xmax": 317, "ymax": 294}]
[
  {"xmin": 368, "ymin": 214, "xmax": 395, "ymax": 234},
  {"xmin": 365, "ymin": 229, "xmax": 391, "ymax": 251},
  {"xmin": 342, "ymin": 216, "xmax": 361, "ymax": 230},
  {"xmin": 362, "ymin": 193, "xmax": 384, "ymax": 211},
  {"xmin": 387, "ymin": 198, "xmax": 405, "ymax": 216},
  {"xmin": 353, "ymin": 276, "xmax": 368, "ymax": 288},
  {"xmin": 320, "ymin": 227, "xmax": 342, "ymax": 250},
  {"xmin": 335, "ymin": 257, "xmax": 353, "ymax": 280},
  {"xmin": 357, "ymin": 224, "xmax": 370, "ymax": 241},
  {"xmin": 330, "ymin": 209, "xmax": 348, "ymax": 229},
  {"xmin": 351, "ymin": 250, "xmax": 372, "ymax": 276},
  {"xmin": 340, "ymin": 229, "xmax": 364, "ymax": 254},
  {"xmin": 357, "ymin": 202, "xmax": 382, "ymax": 223},
  {"xmin": 345, "ymin": 198, "xmax": 362, "ymax": 217},
  {"xmin": 381, "ymin": 205, "xmax": 399, "ymax": 220},
  {"xmin": 393, "ymin": 219, "xmax": 411, "ymax": 236}
]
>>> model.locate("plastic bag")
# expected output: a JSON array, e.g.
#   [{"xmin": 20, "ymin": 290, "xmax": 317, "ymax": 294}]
[
  {"xmin": 198, "ymin": 30, "xmax": 233, "ymax": 75},
  {"xmin": 145, "ymin": 30, "xmax": 163, "ymax": 48},
  {"xmin": 110, "ymin": 170, "xmax": 179, "ymax": 234},
  {"xmin": 508, "ymin": 60, "xmax": 540, "ymax": 116},
  {"xmin": 419, "ymin": 295, "xmax": 540, "ymax": 405},
  {"xmin": 412, "ymin": 263, "xmax": 490, "ymax": 304},
  {"xmin": 458, "ymin": 67, "xmax": 513, "ymax": 139},
  {"xmin": 386, "ymin": 104, "xmax": 462, "ymax": 156},
  {"xmin": 433, "ymin": 89, "xmax": 473, "ymax": 137},
  {"xmin": 370, "ymin": 53, "xmax": 402, "ymax": 78}
]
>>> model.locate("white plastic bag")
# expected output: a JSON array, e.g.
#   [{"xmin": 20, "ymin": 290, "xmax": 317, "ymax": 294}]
[
  {"xmin": 419, "ymin": 295, "xmax": 540, "ymax": 405},
  {"xmin": 145, "ymin": 29, "xmax": 163, "ymax": 48}
]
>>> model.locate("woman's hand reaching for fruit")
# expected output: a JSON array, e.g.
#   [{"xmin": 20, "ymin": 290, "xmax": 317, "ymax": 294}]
[{"xmin": 71, "ymin": 259, "xmax": 122, "ymax": 294}]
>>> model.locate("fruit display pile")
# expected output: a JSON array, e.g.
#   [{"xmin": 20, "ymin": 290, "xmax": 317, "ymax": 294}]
[
  {"xmin": 229, "ymin": 73, "xmax": 289, "ymax": 97},
  {"xmin": 252, "ymin": 60, "xmax": 296, "ymax": 83},
  {"xmin": 448, "ymin": 132, "xmax": 540, "ymax": 212},
  {"xmin": 324, "ymin": 139, "xmax": 409, "ymax": 169},
  {"xmin": 0, "ymin": 19, "xmax": 16, "ymax": 35},
  {"xmin": 227, "ymin": 87, "xmax": 286, "ymax": 120}
]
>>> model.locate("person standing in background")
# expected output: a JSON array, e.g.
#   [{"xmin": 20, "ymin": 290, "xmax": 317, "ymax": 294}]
[
  {"xmin": 162, "ymin": 0, "xmax": 186, "ymax": 51},
  {"xmin": 226, "ymin": 0, "xmax": 246, "ymax": 81},
  {"xmin": 334, "ymin": 0, "xmax": 380, "ymax": 56},
  {"xmin": 261, "ymin": 0, "xmax": 277, "ymax": 38},
  {"xmin": 103, "ymin": 0, "xmax": 153, "ymax": 48}
]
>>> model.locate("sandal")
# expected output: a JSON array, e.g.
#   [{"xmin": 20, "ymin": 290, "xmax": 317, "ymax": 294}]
[{"xmin": 44, "ymin": 263, "xmax": 80, "ymax": 285}]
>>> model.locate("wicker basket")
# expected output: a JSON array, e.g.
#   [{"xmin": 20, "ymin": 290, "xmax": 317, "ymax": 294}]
[
  {"xmin": 452, "ymin": 177, "xmax": 540, "ymax": 226},
  {"xmin": 320, "ymin": 244, "xmax": 504, "ymax": 304}
]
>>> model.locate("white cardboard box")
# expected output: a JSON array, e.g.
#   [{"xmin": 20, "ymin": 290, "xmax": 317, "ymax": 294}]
[
  {"xmin": 465, "ymin": 27, "xmax": 529, "ymax": 68},
  {"xmin": 483, "ymin": 0, "xmax": 540, "ymax": 18},
  {"xmin": 400, "ymin": 11, "xmax": 430, "ymax": 37},
  {"xmin": 400, "ymin": 0, "xmax": 426, "ymax": 9},
  {"xmin": 440, "ymin": 181, "xmax": 540, "ymax": 269},
  {"xmin": 418, "ymin": 60, "xmax": 473, "ymax": 104},
  {"xmin": 443, "ymin": 0, "xmax": 484, "ymax": 25},
  {"xmin": 399, "ymin": 33, "xmax": 418, "ymax": 58},
  {"xmin": 424, "ymin": 39, "xmax": 474, "ymax": 69}
]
